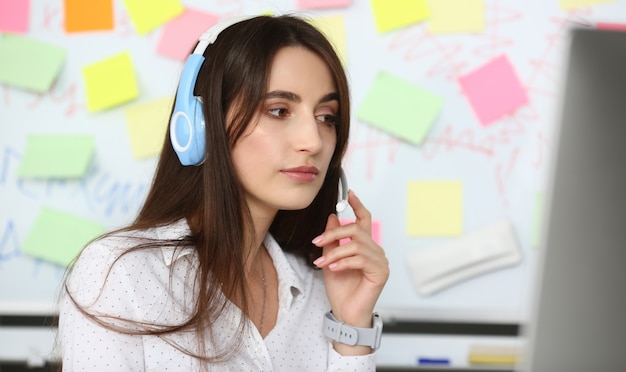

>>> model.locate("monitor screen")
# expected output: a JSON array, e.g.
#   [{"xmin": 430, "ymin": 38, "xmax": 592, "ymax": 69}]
[{"xmin": 519, "ymin": 28, "xmax": 626, "ymax": 371}]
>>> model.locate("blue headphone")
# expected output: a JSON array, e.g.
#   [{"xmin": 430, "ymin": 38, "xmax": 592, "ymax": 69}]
[
  {"xmin": 170, "ymin": 15, "xmax": 255, "ymax": 166},
  {"xmin": 169, "ymin": 15, "xmax": 349, "ymax": 213}
]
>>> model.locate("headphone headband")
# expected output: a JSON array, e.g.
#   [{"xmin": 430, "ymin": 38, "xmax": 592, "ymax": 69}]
[{"xmin": 193, "ymin": 15, "xmax": 257, "ymax": 56}]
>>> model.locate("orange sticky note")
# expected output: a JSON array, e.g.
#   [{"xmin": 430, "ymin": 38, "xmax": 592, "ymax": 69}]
[{"xmin": 64, "ymin": 0, "xmax": 114, "ymax": 32}]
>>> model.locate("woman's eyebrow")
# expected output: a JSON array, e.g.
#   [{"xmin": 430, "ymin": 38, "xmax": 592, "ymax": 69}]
[
  {"xmin": 265, "ymin": 90, "xmax": 301, "ymax": 102},
  {"xmin": 318, "ymin": 92, "xmax": 339, "ymax": 104},
  {"xmin": 263, "ymin": 91, "xmax": 339, "ymax": 104}
]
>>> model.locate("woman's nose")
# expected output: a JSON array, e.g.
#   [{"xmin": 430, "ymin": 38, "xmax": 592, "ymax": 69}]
[{"xmin": 293, "ymin": 115, "xmax": 324, "ymax": 153}]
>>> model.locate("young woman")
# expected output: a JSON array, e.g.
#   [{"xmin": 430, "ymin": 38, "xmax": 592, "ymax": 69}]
[{"xmin": 58, "ymin": 15, "xmax": 389, "ymax": 371}]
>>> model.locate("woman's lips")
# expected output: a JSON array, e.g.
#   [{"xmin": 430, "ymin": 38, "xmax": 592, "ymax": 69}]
[{"xmin": 281, "ymin": 166, "xmax": 319, "ymax": 182}]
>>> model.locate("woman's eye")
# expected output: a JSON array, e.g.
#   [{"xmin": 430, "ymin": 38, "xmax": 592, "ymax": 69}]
[
  {"xmin": 315, "ymin": 114, "xmax": 339, "ymax": 126},
  {"xmin": 267, "ymin": 107, "xmax": 289, "ymax": 118}
]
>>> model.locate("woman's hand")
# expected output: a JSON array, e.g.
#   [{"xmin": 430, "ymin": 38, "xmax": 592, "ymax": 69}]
[{"xmin": 312, "ymin": 190, "xmax": 389, "ymax": 354}]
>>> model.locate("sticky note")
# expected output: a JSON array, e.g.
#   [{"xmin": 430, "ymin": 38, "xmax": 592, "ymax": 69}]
[
  {"xmin": 309, "ymin": 15, "xmax": 348, "ymax": 66},
  {"xmin": 297, "ymin": 0, "xmax": 351, "ymax": 9},
  {"xmin": 82, "ymin": 51, "xmax": 139, "ymax": 112},
  {"xmin": 124, "ymin": 97, "xmax": 172, "ymax": 159},
  {"xmin": 370, "ymin": 0, "xmax": 430, "ymax": 33},
  {"xmin": 596, "ymin": 22, "xmax": 626, "ymax": 31},
  {"xmin": 122, "ymin": 0, "xmax": 184, "ymax": 35},
  {"xmin": 340, "ymin": 219, "xmax": 382, "ymax": 245},
  {"xmin": 427, "ymin": 0, "xmax": 485, "ymax": 34},
  {"xmin": 17, "ymin": 134, "xmax": 95, "ymax": 178},
  {"xmin": 559, "ymin": 0, "xmax": 614, "ymax": 11},
  {"xmin": 0, "ymin": 0, "xmax": 29, "ymax": 33},
  {"xmin": 64, "ymin": 0, "xmax": 114, "ymax": 32},
  {"xmin": 458, "ymin": 54, "xmax": 528, "ymax": 126},
  {"xmin": 407, "ymin": 180, "xmax": 463, "ymax": 236},
  {"xmin": 357, "ymin": 71, "xmax": 443, "ymax": 145},
  {"xmin": 0, "ymin": 34, "xmax": 66, "ymax": 92},
  {"xmin": 22, "ymin": 207, "xmax": 104, "ymax": 267},
  {"xmin": 156, "ymin": 8, "xmax": 219, "ymax": 61}
]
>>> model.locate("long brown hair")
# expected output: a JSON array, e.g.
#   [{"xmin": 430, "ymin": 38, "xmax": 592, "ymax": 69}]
[{"xmin": 63, "ymin": 14, "xmax": 351, "ymax": 365}]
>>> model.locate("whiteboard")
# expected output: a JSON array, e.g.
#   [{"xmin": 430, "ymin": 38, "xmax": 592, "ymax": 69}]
[{"xmin": 2, "ymin": 0, "xmax": 625, "ymax": 319}]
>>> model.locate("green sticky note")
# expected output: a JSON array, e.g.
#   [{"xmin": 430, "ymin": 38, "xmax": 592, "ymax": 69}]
[
  {"xmin": 82, "ymin": 51, "xmax": 139, "ymax": 112},
  {"xmin": 17, "ymin": 135, "xmax": 94, "ymax": 178},
  {"xmin": 0, "ymin": 34, "xmax": 66, "ymax": 92},
  {"xmin": 22, "ymin": 207, "xmax": 104, "ymax": 267},
  {"xmin": 357, "ymin": 71, "xmax": 443, "ymax": 145},
  {"xmin": 122, "ymin": 0, "xmax": 184, "ymax": 35},
  {"xmin": 370, "ymin": 0, "xmax": 430, "ymax": 33},
  {"xmin": 407, "ymin": 180, "xmax": 463, "ymax": 236}
]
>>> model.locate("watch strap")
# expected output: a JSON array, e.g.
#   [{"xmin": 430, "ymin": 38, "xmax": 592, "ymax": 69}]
[{"xmin": 322, "ymin": 311, "xmax": 383, "ymax": 350}]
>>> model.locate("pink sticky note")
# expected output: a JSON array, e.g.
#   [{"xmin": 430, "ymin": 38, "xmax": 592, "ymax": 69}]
[
  {"xmin": 156, "ymin": 8, "xmax": 220, "ymax": 61},
  {"xmin": 297, "ymin": 0, "xmax": 351, "ymax": 9},
  {"xmin": 458, "ymin": 54, "xmax": 529, "ymax": 126},
  {"xmin": 0, "ymin": 0, "xmax": 29, "ymax": 33},
  {"xmin": 596, "ymin": 22, "xmax": 626, "ymax": 32},
  {"xmin": 339, "ymin": 219, "xmax": 381, "ymax": 245}
]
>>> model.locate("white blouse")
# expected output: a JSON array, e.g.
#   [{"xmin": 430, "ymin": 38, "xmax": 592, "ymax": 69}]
[{"xmin": 58, "ymin": 219, "xmax": 377, "ymax": 371}]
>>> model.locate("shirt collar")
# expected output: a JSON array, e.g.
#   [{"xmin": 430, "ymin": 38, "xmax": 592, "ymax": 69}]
[
  {"xmin": 157, "ymin": 220, "xmax": 306, "ymax": 309},
  {"xmin": 156, "ymin": 219, "xmax": 195, "ymax": 266},
  {"xmin": 264, "ymin": 234, "xmax": 305, "ymax": 309}
]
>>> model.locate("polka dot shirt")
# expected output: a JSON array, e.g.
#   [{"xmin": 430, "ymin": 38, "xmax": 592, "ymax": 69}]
[{"xmin": 58, "ymin": 219, "xmax": 377, "ymax": 371}]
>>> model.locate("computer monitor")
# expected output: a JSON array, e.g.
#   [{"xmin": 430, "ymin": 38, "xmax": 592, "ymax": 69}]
[{"xmin": 518, "ymin": 29, "xmax": 626, "ymax": 371}]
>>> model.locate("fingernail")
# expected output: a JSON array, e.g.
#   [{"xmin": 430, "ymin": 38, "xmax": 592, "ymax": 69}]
[
  {"xmin": 329, "ymin": 262, "xmax": 338, "ymax": 270},
  {"xmin": 312, "ymin": 235, "xmax": 324, "ymax": 245},
  {"xmin": 313, "ymin": 257, "xmax": 325, "ymax": 266}
]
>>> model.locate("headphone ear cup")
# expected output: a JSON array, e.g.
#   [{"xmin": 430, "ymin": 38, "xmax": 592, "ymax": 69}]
[{"xmin": 170, "ymin": 54, "xmax": 207, "ymax": 166}]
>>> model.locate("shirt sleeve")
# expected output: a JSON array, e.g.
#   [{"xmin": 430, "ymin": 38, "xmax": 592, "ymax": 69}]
[
  {"xmin": 327, "ymin": 342, "xmax": 377, "ymax": 372},
  {"xmin": 58, "ymin": 238, "xmax": 146, "ymax": 371}
]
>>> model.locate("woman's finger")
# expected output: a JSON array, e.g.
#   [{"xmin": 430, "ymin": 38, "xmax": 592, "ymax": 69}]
[{"xmin": 347, "ymin": 190, "xmax": 372, "ymax": 234}]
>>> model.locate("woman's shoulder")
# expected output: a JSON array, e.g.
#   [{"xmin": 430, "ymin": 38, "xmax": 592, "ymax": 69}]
[{"xmin": 66, "ymin": 220, "xmax": 195, "ymax": 307}]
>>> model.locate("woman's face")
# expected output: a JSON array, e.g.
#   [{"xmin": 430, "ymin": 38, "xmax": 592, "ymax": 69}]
[{"xmin": 230, "ymin": 46, "xmax": 339, "ymax": 219}]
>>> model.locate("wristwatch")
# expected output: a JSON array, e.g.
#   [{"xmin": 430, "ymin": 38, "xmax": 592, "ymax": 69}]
[{"xmin": 322, "ymin": 311, "xmax": 383, "ymax": 350}]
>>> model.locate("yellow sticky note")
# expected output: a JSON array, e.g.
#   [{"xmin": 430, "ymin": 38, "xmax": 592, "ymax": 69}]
[
  {"xmin": 82, "ymin": 51, "xmax": 139, "ymax": 112},
  {"xmin": 370, "ymin": 0, "xmax": 430, "ymax": 33},
  {"xmin": 559, "ymin": 0, "xmax": 614, "ymax": 10},
  {"xmin": 22, "ymin": 207, "xmax": 104, "ymax": 267},
  {"xmin": 427, "ymin": 0, "xmax": 485, "ymax": 34},
  {"xmin": 309, "ymin": 15, "xmax": 348, "ymax": 66},
  {"xmin": 122, "ymin": 0, "xmax": 184, "ymax": 35},
  {"xmin": 124, "ymin": 97, "xmax": 172, "ymax": 159},
  {"xmin": 407, "ymin": 181, "xmax": 463, "ymax": 236}
]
